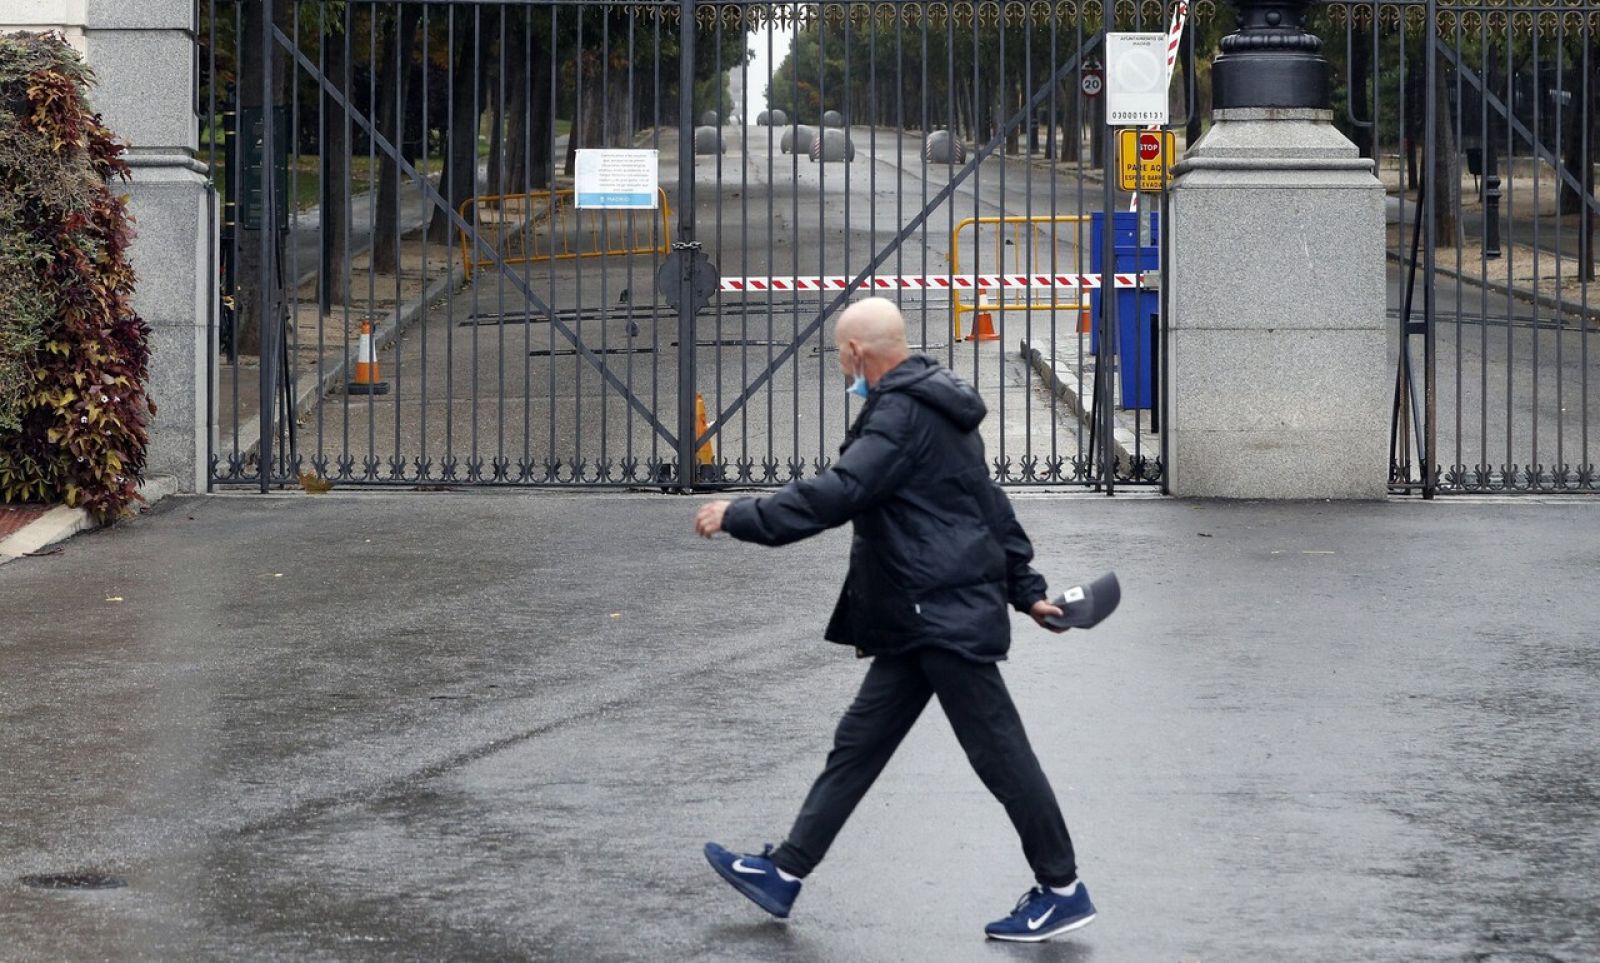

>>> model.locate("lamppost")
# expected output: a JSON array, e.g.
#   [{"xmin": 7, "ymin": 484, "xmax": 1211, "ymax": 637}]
[
  {"xmin": 1210, "ymin": 0, "xmax": 1331, "ymax": 111},
  {"xmin": 1482, "ymin": 44, "xmax": 1503, "ymax": 259}
]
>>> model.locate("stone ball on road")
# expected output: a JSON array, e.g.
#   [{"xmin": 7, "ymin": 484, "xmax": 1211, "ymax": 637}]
[
  {"xmin": 780, "ymin": 124, "xmax": 817, "ymax": 155},
  {"xmin": 700, "ymin": 110, "xmax": 720, "ymax": 127},
  {"xmin": 809, "ymin": 127, "xmax": 856, "ymax": 162},
  {"xmin": 924, "ymin": 129, "xmax": 967, "ymax": 164},
  {"xmin": 821, "ymin": 109, "xmax": 845, "ymax": 128},
  {"xmin": 693, "ymin": 126, "xmax": 726, "ymax": 154}
]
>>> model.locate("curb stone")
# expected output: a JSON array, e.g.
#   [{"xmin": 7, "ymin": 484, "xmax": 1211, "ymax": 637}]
[
  {"xmin": 1020, "ymin": 338, "xmax": 1143, "ymax": 467},
  {"xmin": 1386, "ymin": 249, "xmax": 1600, "ymax": 325},
  {"xmin": 0, "ymin": 474, "xmax": 183, "ymax": 566}
]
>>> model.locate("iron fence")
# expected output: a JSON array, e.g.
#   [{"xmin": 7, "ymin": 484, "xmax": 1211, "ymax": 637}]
[
  {"xmin": 200, "ymin": 0, "xmax": 1195, "ymax": 492},
  {"xmin": 1332, "ymin": 0, "xmax": 1600, "ymax": 494}
]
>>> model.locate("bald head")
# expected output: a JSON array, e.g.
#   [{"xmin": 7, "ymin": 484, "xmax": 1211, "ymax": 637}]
[
  {"xmin": 837, "ymin": 297, "xmax": 909, "ymax": 352},
  {"xmin": 836, "ymin": 297, "xmax": 911, "ymax": 388}
]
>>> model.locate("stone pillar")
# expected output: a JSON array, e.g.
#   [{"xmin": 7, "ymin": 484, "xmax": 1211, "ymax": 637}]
[
  {"xmin": 0, "ymin": 0, "xmax": 86, "ymax": 51},
  {"xmin": 76, "ymin": 0, "xmax": 208, "ymax": 493},
  {"xmin": 1165, "ymin": 4, "xmax": 1389, "ymax": 499}
]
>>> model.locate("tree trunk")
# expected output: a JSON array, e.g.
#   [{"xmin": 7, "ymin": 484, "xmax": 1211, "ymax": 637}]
[
  {"xmin": 1431, "ymin": 64, "xmax": 1461, "ymax": 246},
  {"xmin": 1562, "ymin": 80, "xmax": 1596, "ymax": 280},
  {"xmin": 487, "ymin": 72, "xmax": 505, "ymax": 197},
  {"xmin": 1062, "ymin": 82, "xmax": 1082, "ymax": 163},
  {"xmin": 501, "ymin": 14, "xmax": 530, "ymax": 195},
  {"xmin": 604, "ymin": 55, "xmax": 633, "ymax": 148},
  {"xmin": 372, "ymin": 6, "xmax": 421, "ymax": 275},
  {"xmin": 1557, "ymin": 73, "xmax": 1593, "ymax": 216},
  {"xmin": 428, "ymin": 8, "xmax": 484, "ymax": 246},
  {"xmin": 1349, "ymin": 27, "xmax": 1374, "ymax": 159},
  {"xmin": 565, "ymin": 50, "xmax": 599, "ymax": 177},
  {"xmin": 1043, "ymin": 84, "xmax": 1057, "ymax": 160},
  {"xmin": 319, "ymin": 14, "xmax": 352, "ymax": 307},
  {"xmin": 1090, "ymin": 94, "xmax": 1104, "ymax": 167},
  {"xmin": 992, "ymin": 77, "xmax": 1005, "ymax": 147},
  {"xmin": 580, "ymin": 52, "xmax": 607, "ymax": 148},
  {"xmin": 530, "ymin": 32, "xmax": 554, "ymax": 188},
  {"xmin": 503, "ymin": 12, "xmax": 555, "ymax": 192},
  {"xmin": 1182, "ymin": 34, "xmax": 1203, "ymax": 150},
  {"xmin": 1005, "ymin": 77, "xmax": 1021, "ymax": 155},
  {"xmin": 1405, "ymin": 64, "xmax": 1423, "ymax": 189}
]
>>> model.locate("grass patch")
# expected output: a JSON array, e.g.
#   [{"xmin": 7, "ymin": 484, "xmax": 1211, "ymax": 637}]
[{"xmin": 201, "ymin": 152, "xmax": 444, "ymax": 213}]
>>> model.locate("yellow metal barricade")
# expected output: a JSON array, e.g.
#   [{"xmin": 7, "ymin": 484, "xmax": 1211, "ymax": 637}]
[
  {"xmin": 457, "ymin": 188, "xmax": 671, "ymax": 281},
  {"xmin": 948, "ymin": 214, "xmax": 1092, "ymax": 340}
]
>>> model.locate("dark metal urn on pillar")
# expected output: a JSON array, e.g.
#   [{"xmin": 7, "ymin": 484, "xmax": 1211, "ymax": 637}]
[{"xmin": 1211, "ymin": 0, "xmax": 1331, "ymax": 110}]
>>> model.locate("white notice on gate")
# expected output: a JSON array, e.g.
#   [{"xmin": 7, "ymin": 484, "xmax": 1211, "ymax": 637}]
[
  {"xmin": 1105, "ymin": 33, "xmax": 1169, "ymax": 127},
  {"xmin": 574, "ymin": 150, "xmax": 659, "ymax": 209}
]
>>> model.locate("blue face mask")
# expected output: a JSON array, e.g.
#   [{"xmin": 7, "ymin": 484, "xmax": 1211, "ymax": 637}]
[{"xmin": 848, "ymin": 375, "xmax": 870, "ymax": 399}]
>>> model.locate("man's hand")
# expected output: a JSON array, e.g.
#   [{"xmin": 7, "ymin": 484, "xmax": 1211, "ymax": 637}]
[
  {"xmin": 1029, "ymin": 598, "xmax": 1070, "ymax": 633},
  {"xmin": 695, "ymin": 500, "xmax": 732, "ymax": 539}
]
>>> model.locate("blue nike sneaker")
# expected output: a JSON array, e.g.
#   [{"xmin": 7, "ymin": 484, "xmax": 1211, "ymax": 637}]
[
  {"xmin": 984, "ymin": 882, "xmax": 1097, "ymax": 941},
  {"xmin": 703, "ymin": 842, "xmax": 802, "ymax": 919}
]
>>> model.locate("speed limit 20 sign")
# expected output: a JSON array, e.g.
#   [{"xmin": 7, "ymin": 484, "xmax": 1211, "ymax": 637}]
[{"xmin": 1080, "ymin": 60, "xmax": 1103, "ymax": 98}]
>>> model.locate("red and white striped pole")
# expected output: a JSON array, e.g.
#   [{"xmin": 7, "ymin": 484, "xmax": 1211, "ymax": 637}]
[{"xmin": 1128, "ymin": 1, "xmax": 1190, "ymax": 212}]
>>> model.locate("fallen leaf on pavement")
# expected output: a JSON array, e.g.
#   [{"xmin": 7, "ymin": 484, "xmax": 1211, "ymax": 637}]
[{"xmin": 298, "ymin": 472, "xmax": 334, "ymax": 494}]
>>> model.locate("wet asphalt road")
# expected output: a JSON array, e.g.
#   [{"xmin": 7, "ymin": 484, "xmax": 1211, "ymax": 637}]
[{"xmin": 1, "ymin": 493, "xmax": 1597, "ymax": 961}]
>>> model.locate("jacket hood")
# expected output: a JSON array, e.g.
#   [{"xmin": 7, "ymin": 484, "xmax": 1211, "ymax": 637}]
[{"xmin": 876, "ymin": 355, "xmax": 987, "ymax": 431}]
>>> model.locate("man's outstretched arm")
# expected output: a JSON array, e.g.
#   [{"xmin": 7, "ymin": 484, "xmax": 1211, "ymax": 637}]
[{"xmin": 696, "ymin": 396, "xmax": 917, "ymax": 546}]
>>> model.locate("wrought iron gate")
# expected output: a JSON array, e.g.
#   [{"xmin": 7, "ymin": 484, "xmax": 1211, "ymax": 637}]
[
  {"xmin": 201, "ymin": 0, "xmax": 1184, "ymax": 491},
  {"xmin": 1355, "ymin": 0, "xmax": 1600, "ymax": 494}
]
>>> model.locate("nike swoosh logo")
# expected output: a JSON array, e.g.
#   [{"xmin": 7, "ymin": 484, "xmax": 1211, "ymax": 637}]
[
  {"xmin": 731, "ymin": 858, "xmax": 766, "ymax": 875},
  {"xmin": 1027, "ymin": 907, "xmax": 1055, "ymax": 930}
]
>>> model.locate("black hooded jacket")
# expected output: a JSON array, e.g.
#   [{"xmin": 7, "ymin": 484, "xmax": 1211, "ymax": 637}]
[{"xmin": 722, "ymin": 354, "xmax": 1049, "ymax": 662}]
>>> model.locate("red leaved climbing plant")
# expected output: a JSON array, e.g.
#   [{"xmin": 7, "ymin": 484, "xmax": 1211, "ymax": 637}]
[{"xmin": 0, "ymin": 32, "xmax": 151, "ymax": 517}]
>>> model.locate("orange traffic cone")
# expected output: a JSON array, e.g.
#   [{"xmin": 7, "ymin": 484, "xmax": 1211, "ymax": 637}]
[
  {"xmin": 966, "ymin": 311, "xmax": 1000, "ymax": 342},
  {"xmin": 348, "ymin": 319, "xmax": 389, "ymax": 395},
  {"xmin": 694, "ymin": 392, "xmax": 716, "ymax": 466},
  {"xmin": 1078, "ymin": 305, "xmax": 1092, "ymax": 334}
]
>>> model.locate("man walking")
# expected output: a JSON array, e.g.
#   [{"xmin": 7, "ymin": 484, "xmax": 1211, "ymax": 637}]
[{"xmin": 693, "ymin": 297, "xmax": 1095, "ymax": 942}]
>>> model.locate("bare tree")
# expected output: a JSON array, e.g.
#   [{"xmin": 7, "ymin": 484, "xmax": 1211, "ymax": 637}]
[
  {"xmin": 1431, "ymin": 65, "xmax": 1462, "ymax": 245},
  {"xmin": 501, "ymin": 11, "xmax": 556, "ymax": 194},
  {"xmin": 319, "ymin": 8, "xmax": 352, "ymax": 307},
  {"xmin": 428, "ymin": 7, "xmax": 486, "ymax": 247},
  {"xmin": 372, "ymin": 5, "xmax": 423, "ymax": 275}
]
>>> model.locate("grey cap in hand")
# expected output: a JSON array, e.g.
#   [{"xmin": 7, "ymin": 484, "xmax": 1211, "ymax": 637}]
[{"xmin": 1043, "ymin": 571, "xmax": 1120, "ymax": 630}]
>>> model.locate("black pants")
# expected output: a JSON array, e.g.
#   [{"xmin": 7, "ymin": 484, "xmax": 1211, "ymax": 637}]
[{"xmin": 770, "ymin": 647, "xmax": 1078, "ymax": 887}]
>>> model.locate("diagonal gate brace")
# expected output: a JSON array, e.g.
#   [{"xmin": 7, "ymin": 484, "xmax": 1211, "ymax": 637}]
[{"xmin": 270, "ymin": 25, "xmax": 679, "ymax": 449}]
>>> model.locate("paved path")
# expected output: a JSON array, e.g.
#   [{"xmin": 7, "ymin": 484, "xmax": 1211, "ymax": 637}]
[{"xmin": 1, "ymin": 493, "xmax": 1596, "ymax": 960}]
